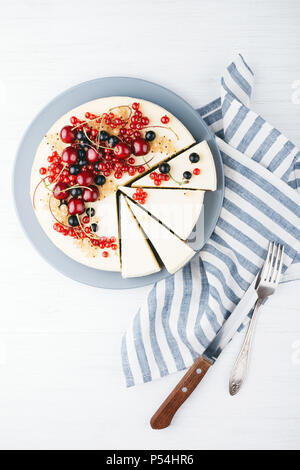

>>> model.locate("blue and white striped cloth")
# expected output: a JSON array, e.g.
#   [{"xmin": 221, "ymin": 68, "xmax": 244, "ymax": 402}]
[{"xmin": 121, "ymin": 54, "xmax": 300, "ymax": 387}]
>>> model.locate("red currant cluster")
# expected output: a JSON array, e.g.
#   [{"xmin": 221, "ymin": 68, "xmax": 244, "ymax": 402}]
[
  {"xmin": 149, "ymin": 171, "xmax": 171, "ymax": 186},
  {"xmin": 132, "ymin": 188, "xmax": 148, "ymax": 205}
]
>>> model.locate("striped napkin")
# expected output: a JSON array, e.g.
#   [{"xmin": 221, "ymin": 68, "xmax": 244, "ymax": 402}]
[{"xmin": 121, "ymin": 54, "xmax": 300, "ymax": 387}]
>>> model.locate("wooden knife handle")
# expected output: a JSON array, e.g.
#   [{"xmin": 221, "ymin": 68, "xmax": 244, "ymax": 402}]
[{"xmin": 150, "ymin": 356, "xmax": 213, "ymax": 429}]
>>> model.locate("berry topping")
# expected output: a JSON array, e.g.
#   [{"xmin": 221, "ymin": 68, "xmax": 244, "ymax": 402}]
[
  {"xmin": 69, "ymin": 164, "xmax": 81, "ymax": 175},
  {"xmin": 94, "ymin": 175, "xmax": 106, "ymax": 186},
  {"xmin": 132, "ymin": 102, "xmax": 139, "ymax": 111},
  {"xmin": 145, "ymin": 130, "xmax": 156, "ymax": 142},
  {"xmin": 60, "ymin": 126, "xmax": 76, "ymax": 144},
  {"xmin": 86, "ymin": 147, "xmax": 100, "ymax": 163},
  {"xmin": 193, "ymin": 168, "xmax": 201, "ymax": 175},
  {"xmin": 68, "ymin": 215, "xmax": 79, "ymax": 227},
  {"xmin": 82, "ymin": 185, "xmax": 99, "ymax": 202},
  {"xmin": 86, "ymin": 207, "xmax": 95, "ymax": 217},
  {"xmin": 189, "ymin": 152, "xmax": 200, "ymax": 163},
  {"xmin": 102, "ymin": 251, "xmax": 109, "ymax": 258},
  {"xmin": 53, "ymin": 182, "xmax": 69, "ymax": 200},
  {"xmin": 39, "ymin": 167, "xmax": 47, "ymax": 175},
  {"xmin": 99, "ymin": 130, "xmax": 109, "ymax": 141},
  {"xmin": 68, "ymin": 198, "xmax": 85, "ymax": 215},
  {"xmin": 90, "ymin": 223, "xmax": 98, "ymax": 232},
  {"xmin": 159, "ymin": 163, "xmax": 170, "ymax": 174},
  {"xmin": 183, "ymin": 171, "xmax": 192, "ymax": 180},
  {"xmin": 108, "ymin": 135, "xmax": 119, "ymax": 147},
  {"xmin": 131, "ymin": 138, "xmax": 150, "ymax": 156},
  {"xmin": 62, "ymin": 146, "xmax": 78, "ymax": 165},
  {"xmin": 161, "ymin": 115, "xmax": 170, "ymax": 124},
  {"xmin": 70, "ymin": 187, "xmax": 83, "ymax": 198},
  {"xmin": 113, "ymin": 142, "xmax": 131, "ymax": 159},
  {"xmin": 76, "ymin": 171, "xmax": 94, "ymax": 186},
  {"xmin": 133, "ymin": 188, "xmax": 148, "ymax": 205}
]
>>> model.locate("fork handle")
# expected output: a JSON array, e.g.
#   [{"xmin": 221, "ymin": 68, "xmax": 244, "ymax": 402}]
[
  {"xmin": 229, "ymin": 298, "xmax": 263, "ymax": 395},
  {"xmin": 150, "ymin": 356, "xmax": 213, "ymax": 429}
]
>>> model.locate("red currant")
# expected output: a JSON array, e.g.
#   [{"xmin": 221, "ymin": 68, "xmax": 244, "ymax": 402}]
[
  {"xmin": 193, "ymin": 168, "xmax": 201, "ymax": 175},
  {"xmin": 161, "ymin": 115, "xmax": 170, "ymax": 124},
  {"xmin": 39, "ymin": 167, "xmax": 47, "ymax": 175}
]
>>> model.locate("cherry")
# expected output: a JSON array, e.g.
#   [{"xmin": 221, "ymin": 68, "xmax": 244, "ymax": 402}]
[
  {"xmin": 82, "ymin": 185, "xmax": 99, "ymax": 202},
  {"xmin": 62, "ymin": 146, "xmax": 78, "ymax": 165},
  {"xmin": 86, "ymin": 147, "xmax": 100, "ymax": 163},
  {"xmin": 60, "ymin": 125, "xmax": 76, "ymax": 144},
  {"xmin": 68, "ymin": 198, "xmax": 85, "ymax": 215},
  {"xmin": 131, "ymin": 138, "xmax": 150, "ymax": 156},
  {"xmin": 76, "ymin": 171, "xmax": 94, "ymax": 186},
  {"xmin": 113, "ymin": 142, "xmax": 131, "ymax": 159},
  {"xmin": 53, "ymin": 182, "xmax": 69, "ymax": 200}
]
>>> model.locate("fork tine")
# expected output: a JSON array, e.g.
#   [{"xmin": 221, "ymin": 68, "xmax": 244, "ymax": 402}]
[
  {"xmin": 275, "ymin": 245, "xmax": 284, "ymax": 285},
  {"xmin": 270, "ymin": 244, "xmax": 281, "ymax": 283},
  {"xmin": 261, "ymin": 242, "xmax": 272, "ymax": 281},
  {"xmin": 265, "ymin": 242, "xmax": 276, "ymax": 281}
]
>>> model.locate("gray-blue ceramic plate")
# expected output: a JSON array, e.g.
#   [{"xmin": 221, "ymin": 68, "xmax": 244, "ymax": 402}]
[{"xmin": 13, "ymin": 77, "xmax": 224, "ymax": 289}]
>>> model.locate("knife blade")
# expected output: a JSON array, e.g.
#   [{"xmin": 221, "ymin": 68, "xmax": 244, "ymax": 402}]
[
  {"xmin": 203, "ymin": 276, "xmax": 258, "ymax": 362},
  {"xmin": 150, "ymin": 276, "xmax": 259, "ymax": 429}
]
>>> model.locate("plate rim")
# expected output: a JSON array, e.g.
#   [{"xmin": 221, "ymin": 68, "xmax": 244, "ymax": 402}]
[{"xmin": 13, "ymin": 76, "xmax": 224, "ymax": 289}]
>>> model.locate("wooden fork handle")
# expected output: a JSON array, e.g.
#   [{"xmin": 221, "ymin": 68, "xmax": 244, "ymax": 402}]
[{"xmin": 150, "ymin": 356, "xmax": 213, "ymax": 429}]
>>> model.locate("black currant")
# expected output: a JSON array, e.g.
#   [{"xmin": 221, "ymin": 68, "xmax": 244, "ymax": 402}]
[
  {"xmin": 70, "ymin": 187, "xmax": 82, "ymax": 198},
  {"xmin": 99, "ymin": 130, "xmax": 109, "ymax": 141},
  {"xmin": 183, "ymin": 171, "xmax": 192, "ymax": 180},
  {"xmin": 108, "ymin": 135, "xmax": 119, "ymax": 147},
  {"xmin": 77, "ymin": 148, "xmax": 86, "ymax": 159},
  {"xmin": 94, "ymin": 175, "xmax": 106, "ymax": 186},
  {"xmin": 68, "ymin": 215, "xmax": 79, "ymax": 227},
  {"xmin": 86, "ymin": 207, "xmax": 95, "ymax": 217},
  {"xmin": 159, "ymin": 163, "xmax": 170, "ymax": 174},
  {"xmin": 90, "ymin": 223, "xmax": 98, "ymax": 232},
  {"xmin": 78, "ymin": 158, "xmax": 88, "ymax": 167},
  {"xmin": 69, "ymin": 164, "xmax": 81, "ymax": 175},
  {"xmin": 189, "ymin": 152, "xmax": 200, "ymax": 163},
  {"xmin": 145, "ymin": 131, "xmax": 156, "ymax": 142}
]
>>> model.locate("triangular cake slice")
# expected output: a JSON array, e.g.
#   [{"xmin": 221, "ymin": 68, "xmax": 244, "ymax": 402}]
[
  {"xmin": 132, "ymin": 141, "xmax": 217, "ymax": 191},
  {"xmin": 119, "ymin": 186, "xmax": 205, "ymax": 240},
  {"xmin": 127, "ymin": 198, "xmax": 195, "ymax": 274},
  {"xmin": 120, "ymin": 195, "xmax": 160, "ymax": 278}
]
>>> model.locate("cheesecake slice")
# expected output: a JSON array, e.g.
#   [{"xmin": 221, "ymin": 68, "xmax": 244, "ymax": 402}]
[
  {"xmin": 132, "ymin": 141, "xmax": 217, "ymax": 191},
  {"xmin": 120, "ymin": 195, "xmax": 160, "ymax": 278},
  {"xmin": 127, "ymin": 198, "xmax": 195, "ymax": 274},
  {"xmin": 119, "ymin": 186, "xmax": 205, "ymax": 240}
]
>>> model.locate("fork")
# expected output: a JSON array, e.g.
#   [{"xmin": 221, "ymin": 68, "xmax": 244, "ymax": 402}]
[{"xmin": 229, "ymin": 242, "xmax": 284, "ymax": 396}]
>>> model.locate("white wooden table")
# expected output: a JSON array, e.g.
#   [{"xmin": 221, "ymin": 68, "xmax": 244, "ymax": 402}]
[{"xmin": 0, "ymin": 0, "xmax": 299, "ymax": 450}]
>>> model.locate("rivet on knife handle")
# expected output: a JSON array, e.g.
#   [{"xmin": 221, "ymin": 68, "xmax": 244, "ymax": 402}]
[{"xmin": 150, "ymin": 356, "xmax": 212, "ymax": 430}]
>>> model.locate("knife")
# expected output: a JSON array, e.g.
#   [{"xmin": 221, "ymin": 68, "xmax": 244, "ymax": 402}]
[{"xmin": 150, "ymin": 277, "xmax": 258, "ymax": 429}]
